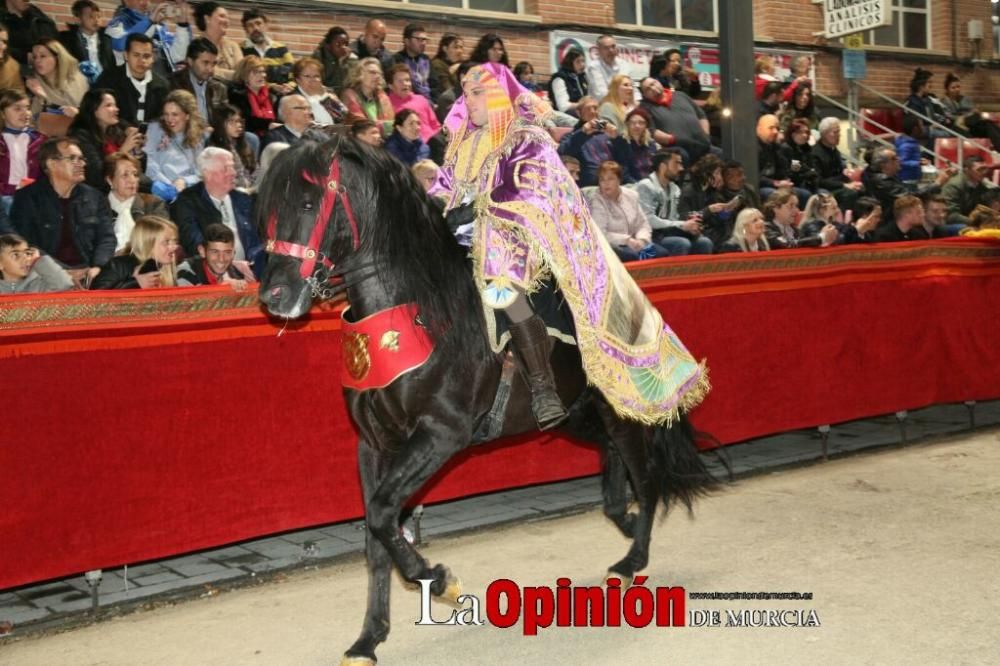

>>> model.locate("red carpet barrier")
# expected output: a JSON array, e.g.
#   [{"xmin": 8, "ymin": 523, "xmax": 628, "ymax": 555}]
[{"xmin": 2, "ymin": 239, "xmax": 999, "ymax": 590}]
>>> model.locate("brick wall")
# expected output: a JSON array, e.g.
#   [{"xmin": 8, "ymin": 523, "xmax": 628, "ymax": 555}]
[{"xmin": 36, "ymin": 0, "xmax": 999, "ymax": 106}]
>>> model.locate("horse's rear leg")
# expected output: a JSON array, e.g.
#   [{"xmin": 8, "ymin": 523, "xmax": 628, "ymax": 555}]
[
  {"xmin": 365, "ymin": 427, "xmax": 465, "ymax": 598},
  {"xmin": 596, "ymin": 402, "xmax": 657, "ymax": 581},
  {"xmin": 343, "ymin": 441, "xmax": 392, "ymax": 666}
]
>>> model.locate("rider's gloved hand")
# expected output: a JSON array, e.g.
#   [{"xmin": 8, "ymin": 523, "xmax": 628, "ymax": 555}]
[{"xmin": 445, "ymin": 203, "xmax": 476, "ymax": 232}]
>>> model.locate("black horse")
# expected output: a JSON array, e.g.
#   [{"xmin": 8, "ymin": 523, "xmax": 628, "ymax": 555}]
[{"xmin": 257, "ymin": 136, "xmax": 716, "ymax": 665}]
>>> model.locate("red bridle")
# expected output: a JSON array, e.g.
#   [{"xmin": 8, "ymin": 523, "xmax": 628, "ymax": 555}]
[{"xmin": 265, "ymin": 156, "xmax": 361, "ymax": 281}]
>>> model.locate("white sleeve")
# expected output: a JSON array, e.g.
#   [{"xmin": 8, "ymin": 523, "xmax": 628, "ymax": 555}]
[{"xmin": 552, "ymin": 78, "xmax": 571, "ymax": 112}]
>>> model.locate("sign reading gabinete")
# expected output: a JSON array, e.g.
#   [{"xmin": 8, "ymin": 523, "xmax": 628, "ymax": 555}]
[{"xmin": 815, "ymin": 0, "xmax": 892, "ymax": 39}]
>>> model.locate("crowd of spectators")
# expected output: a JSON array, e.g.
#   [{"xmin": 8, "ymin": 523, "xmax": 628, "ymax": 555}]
[{"xmin": 0, "ymin": 3, "xmax": 997, "ymax": 294}]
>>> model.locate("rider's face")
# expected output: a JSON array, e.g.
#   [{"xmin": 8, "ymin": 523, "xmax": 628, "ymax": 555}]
[{"xmin": 463, "ymin": 80, "xmax": 488, "ymax": 128}]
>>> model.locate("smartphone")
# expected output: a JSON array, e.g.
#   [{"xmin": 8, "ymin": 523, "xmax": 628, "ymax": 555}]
[
  {"xmin": 138, "ymin": 258, "xmax": 159, "ymax": 274},
  {"xmin": 726, "ymin": 194, "xmax": 742, "ymax": 210},
  {"xmin": 138, "ymin": 122, "xmax": 149, "ymax": 134},
  {"xmin": 593, "ymin": 119, "xmax": 607, "ymax": 131}
]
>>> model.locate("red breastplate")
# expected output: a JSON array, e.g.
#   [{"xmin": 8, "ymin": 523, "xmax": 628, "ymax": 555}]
[{"xmin": 340, "ymin": 304, "xmax": 434, "ymax": 391}]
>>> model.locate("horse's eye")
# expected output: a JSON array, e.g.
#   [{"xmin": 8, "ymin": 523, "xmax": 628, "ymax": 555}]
[{"xmin": 302, "ymin": 201, "xmax": 314, "ymax": 211}]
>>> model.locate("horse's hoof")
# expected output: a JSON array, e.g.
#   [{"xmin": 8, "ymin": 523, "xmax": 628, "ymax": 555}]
[
  {"xmin": 436, "ymin": 573, "xmax": 463, "ymax": 604},
  {"xmin": 340, "ymin": 655, "xmax": 376, "ymax": 666},
  {"xmin": 604, "ymin": 571, "xmax": 634, "ymax": 587}
]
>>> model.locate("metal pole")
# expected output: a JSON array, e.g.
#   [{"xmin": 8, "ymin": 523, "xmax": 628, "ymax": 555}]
[
  {"xmin": 847, "ymin": 80, "xmax": 857, "ymax": 160},
  {"xmin": 718, "ymin": 0, "xmax": 757, "ymax": 187}
]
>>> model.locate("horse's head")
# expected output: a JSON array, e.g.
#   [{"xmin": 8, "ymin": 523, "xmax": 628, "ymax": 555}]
[{"xmin": 258, "ymin": 136, "xmax": 367, "ymax": 318}]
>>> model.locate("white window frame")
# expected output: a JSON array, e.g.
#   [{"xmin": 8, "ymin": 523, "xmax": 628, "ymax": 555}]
[
  {"xmin": 388, "ymin": 0, "xmax": 524, "ymax": 13},
  {"xmin": 616, "ymin": 0, "xmax": 719, "ymax": 35},
  {"xmin": 865, "ymin": 0, "xmax": 931, "ymax": 50}
]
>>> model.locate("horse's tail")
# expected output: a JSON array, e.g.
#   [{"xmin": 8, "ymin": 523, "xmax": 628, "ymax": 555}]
[{"xmin": 649, "ymin": 414, "xmax": 720, "ymax": 514}]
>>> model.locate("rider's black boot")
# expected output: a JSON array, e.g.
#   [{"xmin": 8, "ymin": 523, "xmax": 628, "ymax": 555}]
[{"xmin": 508, "ymin": 314, "xmax": 569, "ymax": 430}]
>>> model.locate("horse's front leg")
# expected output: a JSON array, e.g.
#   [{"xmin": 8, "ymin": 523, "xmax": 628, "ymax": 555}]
[
  {"xmin": 365, "ymin": 426, "xmax": 465, "ymax": 600},
  {"xmin": 343, "ymin": 440, "xmax": 392, "ymax": 666}
]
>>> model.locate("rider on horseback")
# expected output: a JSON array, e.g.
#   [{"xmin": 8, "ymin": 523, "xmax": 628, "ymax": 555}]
[{"xmin": 433, "ymin": 64, "xmax": 708, "ymax": 430}]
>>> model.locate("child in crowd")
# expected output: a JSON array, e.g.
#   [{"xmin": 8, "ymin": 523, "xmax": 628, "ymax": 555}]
[{"xmin": 0, "ymin": 233, "xmax": 74, "ymax": 293}]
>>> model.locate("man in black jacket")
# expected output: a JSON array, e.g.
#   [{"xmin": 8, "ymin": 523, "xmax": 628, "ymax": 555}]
[
  {"xmin": 810, "ymin": 117, "xmax": 865, "ymax": 211},
  {"xmin": 873, "ymin": 194, "xmax": 927, "ymax": 242},
  {"xmin": 169, "ymin": 37, "xmax": 227, "ymax": 124},
  {"xmin": 0, "ymin": 0, "xmax": 57, "ymax": 64},
  {"xmin": 863, "ymin": 146, "xmax": 950, "ymax": 224},
  {"xmin": 58, "ymin": 0, "xmax": 114, "ymax": 82},
  {"xmin": 95, "ymin": 33, "xmax": 169, "ymax": 127},
  {"xmin": 9, "ymin": 137, "xmax": 116, "ymax": 285}
]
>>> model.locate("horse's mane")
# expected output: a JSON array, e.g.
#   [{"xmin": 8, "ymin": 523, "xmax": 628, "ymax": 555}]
[{"xmin": 259, "ymin": 136, "xmax": 489, "ymax": 367}]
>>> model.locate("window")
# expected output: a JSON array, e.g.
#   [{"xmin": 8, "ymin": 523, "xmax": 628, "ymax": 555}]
[
  {"xmin": 864, "ymin": 0, "xmax": 930, "ymax": 49},
  {"xmin": 616, "ymin": 0, "xmax": 717, "ymax": 33},
  {"xmin": 384, "ymin": 0, "xmax": 519, "ymax": 12}
]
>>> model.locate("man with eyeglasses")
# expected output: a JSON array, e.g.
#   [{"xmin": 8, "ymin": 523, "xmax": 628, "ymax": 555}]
[
  {"xmin": 7, "ymin": 137, "xmax": 115, "ymax": 286},
  {"xmin": 586, "ymin": 34, "xmax": 622, "ymax": 102},
  {"xmin": 391, "ymin": 23, "xmax": 437, "ymax": 103},
  {"xmin": 262, "ymin": 94, "xmax": 317, "ymax": 149}
]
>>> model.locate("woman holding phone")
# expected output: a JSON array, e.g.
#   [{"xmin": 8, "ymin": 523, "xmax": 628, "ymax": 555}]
[{"xmin": 90, "ymin": 215, "xmax": 179, "ymax": 289}]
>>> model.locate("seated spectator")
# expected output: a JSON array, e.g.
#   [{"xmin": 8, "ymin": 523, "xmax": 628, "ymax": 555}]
[
  {"xmin": 341, "ymin": 57, "xmax": 394, "ymax": 135},
  {"xmin": 514, "ymin": 61, "xmax": 539, "ymax": 93},
  {"xmin": 143, "ymin": 89, "xmax": 207, "ymax": 201},
  {"xmin": 312, "ymin": 26, "xmax": 356, "ymax": 94},
  {"xmin": 292, "ymin": 56, "xmax": 347, "ymax": 127},
  {"xmin": 636, "ymin": 148, "xmax": 713, "ymax": 255},
  {"xmin": 799, "ymin": 192, "xmax": 842, "ymax": 238},
  {"xmin": 0, "ymin": 89, "xmax": 45, "ymax": 209},
  {"xmin": 411, "ymin": 159, "xmax": 438, "ymax": 192},
  {"xmin": 105, "ymin": 151, "xmax": 167, "ymax": 252},
  {"xmin": 430, "ymin": 33, "xmax": 464, "ymax": 100},
  {"xmin": 894, "ymin": 114, "xmax": 927, "ymax": 185},
  {"xmin": 758, "ymin": 114, "xmax": 810, "ymax": 205},
  {"xmin": 874, "ymin": 194, "xmax": 927, "ymax": 242},
  {"xmin": 469, "ymin": 32, "xmax": 509, "ymax": 68},
  {"xmin": 105, "ymin": 0, "xmax": 191, "ymax": 77},
  {"xmin": 393, "ymin": 24, "xmax": 436, "ymax": 102},
  {"xmin": 0, "ymin": 233, "xmax": 73, "ymax": 293},
  {"xmin": 780, "ymin": 119, "xmax": 819, "ymax": 194},
  {"xmin": 239, "ymin": 10, "xmax": 293, "ymax": 87},
  {"xmin": 194, "ymin": 2, "xmax": 241, "ymax": 81},
  {"xmin": 59, "ymin": 0, "xmax": 115, "ymax": 84},
  {"xmin": 351, "ymin": 18, "xmax": 393, "ymax": 75},
  {"xmin": 720, "ymin": 159, "xmax": 762, "ymax": 213},
  {"xmin": 963, "ymin": 204, "xmax": 1000, "ymax": 234},
  {"xmin": 170, "ymin": 146, "xmax": 263, "ymax": 275},
  {"xmin": 863, "ymin": 146, "xmax": 950, "ymax": 224},
  {"xmin": 0, "ymin": 22, "xmax": 24, "ymax": 91},
  {"xmin": 763, "ymin": 188, "xmax": 837, "ymax": 249},
  {"xmin": 68, "ymin": 88, "xmax": 145, "ymax": 191},
  {"xmin": 557, "ymin": 110, "xmax": 619, "ymax": 188},
  {"xmin": 777, "ymin": 82, "xmax": 818, "ymax": 134},
  {"xmin": 718, "ymin": 207, "xmax": 769, "ymax": 253},
  {"xmin": 386, "ymin": 63, "xmax": 442, "ymax": 146},
  {"xmin": 10, "ymin": 137, "xmax": 115, "ymax": 285},
  {"xmin": 560, "ymin": 154, "xmax": 581, "ymax": 186},
  {"xmin": 660, "ymin": 48, "xmax": 701, "ymax": 99},
  {"xmin": 679, "ymin": 153, "xmax": 734, "ymax": 248},
  {"xmin": 638, "ymin": 77, "xmax": 714, "ymax": 166},
  {"xmin": 251, "ymin": 140, "xmax": 287, "ymax": 192},
  {"xmin": 904, "ymin": 68, "xmax": 949, "ymax": 140},
  {"xmin": 228, "ymin": 56, "xmax": 278, "ymax": 139},
  {"xmin": 169, "ymin": 37, "xmax": 227, "ymax": 124},
  {"xmin": 597, "ymin": 73, "xmax": 635, "ymax": 136},
  {"xmin": 176, "ymin": 222, "xmax": 254, "ymax": 288},
  {"xmin": 585, "ymin": 34, "xmax": 622, "ymax": 102},
  {"xmin": 351, "ymin": 118, "xmax": 383, "ymax": 147},
  {"xmin": 90, "ymin": 214, "xmax": 178, "ymax": 288},
  {"xmin": 26, "ymin": 39, "xmax": 89, "ymax": 119},
  {"xmin": 547, "ymin": 48, "xmax": 588, "ymax": 115},
  {"xmin": 941, "ymin": 155, "xmax": 995, "ymax": 226},
  {"xmin": 921, "ymin": 193, "xmax": 959, "ymax": 238},
  {"xmin": 0, "ymin": 0, "xmax": 57, "ymax": 65},
  {"xmin": 585, "ymin": 160, "xmax": 672, "ymax": 262},
  {"xmin": 208, "ymin": 104, "xmax": 256, "ymax": 190},
  {"xmin": 94, "ymin": 33, "xmax": 169, "ymax": 128},
  {"xmin": 811, "ymin": 117, "xmax": 864, "ymax": 210},
  {"xmin": 940, "ymin": 73, "xmax": 1000, "ymax": 151},
  {"xmin": 616, "ymin": 107, "xmax": 658, "ymax": 183},
  {"xmin": 262, "ymin": 95, "xmax": 314, "ymax": 149},
  {"xmin": 758, "ymin": 81, "xmax": 783, "ymax": 118},
  {"xmin": 753, "ymin": 55, "xmax": 779, "ymax": 99},
  {"xmin": 384, "ymin": 109, "xmax": 429, "ymax": 167},
  {"xmin": 844, "ymin": 196, "xmax": 882, "ymax": 244}
]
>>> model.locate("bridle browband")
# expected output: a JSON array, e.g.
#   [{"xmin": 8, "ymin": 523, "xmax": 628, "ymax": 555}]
[{"xmin": 265, "ymin": 150, "xmax": 367, "ymax": 299}]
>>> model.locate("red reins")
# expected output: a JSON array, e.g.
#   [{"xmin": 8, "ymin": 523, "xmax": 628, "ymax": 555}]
[{"xmin": 265, "ymin": 156, "xmax": 361, "ymax": 281}]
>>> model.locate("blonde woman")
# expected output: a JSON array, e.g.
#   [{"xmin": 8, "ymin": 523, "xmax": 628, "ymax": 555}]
[
  {"xmin": 26, "ymin": 40, "xmax": 89, "ymax": 118},
  {"xmin": 719, "ymin": 208, "xmax": 770, "ymax": 253},
  {"xmin": 597, "ymin": 73, "xmax": 635, "ymax": 135},
  {"xmin": 90, "ymin": 216, "xmax": 179, "ymax": 289},
  {"xmin": 143, "ymin": 90, "xmax": 208, "ymax": 199},
  {"xmin": 341, "ymin": 56, "xmax": 395, "ymax": 135}
]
